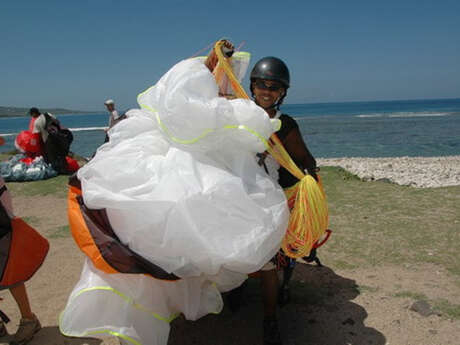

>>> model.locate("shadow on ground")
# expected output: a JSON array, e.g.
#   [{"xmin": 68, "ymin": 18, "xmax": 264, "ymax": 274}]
[
  {"xmin": 169, "ymin": 264, "xmax": 386, "ymax": 345},
  {"xmin": 27, "ymin": 326, "xmax": 103, "ymax": 345}
]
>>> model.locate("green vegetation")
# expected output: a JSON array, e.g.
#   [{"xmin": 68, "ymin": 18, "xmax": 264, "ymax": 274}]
[
  {"xmin": 393, "ymin": 291, "xmax": 460, "ymax": 319},
  {"xmin": 48, "ymin": 225, "xmax": 71, "ymax": 239},
  {"xmin": 357, "ymin": 285, "xmax": 379, "ymax": 293},
  {"xmin": 393, "ymin": 291, "xmax": 427, "ymax": 300},
  {"xmin": 0, "ymin": 151, "xmax": 18, "ymax": 160},
  {"xmin": 319, "ymin": 166, "xmax": 460, "ymax": 278},
  {"xmin": 6, "ymin": 175, "xmax": 69, "ymax": 198},
  {"xmin": 434, "ymin": 299, "xmax": 460, "ymax": 319},
  {"xmin": 22, "ymin": 216, "xmax": 41, "ymax": 226}
]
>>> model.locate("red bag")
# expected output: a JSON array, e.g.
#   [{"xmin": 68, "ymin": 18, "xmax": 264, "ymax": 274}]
[
  {"xmin": 65, "ymin": 156, "xmax": 80, "ymax": 173},
  {"xmin": 15, "ymin": 130, "xmax": 43, "ymax": 155},
  {"xmin": 0, "ymin": 218, "xmax": 49, "ymax": 288}
]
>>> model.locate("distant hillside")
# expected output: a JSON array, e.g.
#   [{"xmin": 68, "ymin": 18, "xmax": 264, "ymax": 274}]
[{"xmin": 0, "ymin": 106, "xmax": 96, "ymax": 117}]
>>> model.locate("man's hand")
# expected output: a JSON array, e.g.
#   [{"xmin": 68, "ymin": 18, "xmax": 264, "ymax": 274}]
[{"xmin": 205, "ymin": 39, "xmax": 234, "ymax": 72}]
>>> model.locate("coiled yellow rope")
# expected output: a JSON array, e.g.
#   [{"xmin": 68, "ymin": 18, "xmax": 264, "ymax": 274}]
[{"xmin": 213, "ymin": 40, "xmax": 329, "ymax": 258}]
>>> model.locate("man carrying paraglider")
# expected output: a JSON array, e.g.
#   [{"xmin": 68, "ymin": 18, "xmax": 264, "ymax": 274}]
[
  {"xmin": 225, "ymin": 56, "xmax": 319, "ymax": 345},
  {"xmin": 60, "ymin": 38, "xmax": 328, "ymax": 345},
  {"xmin": 60, "ymin": 39, "xmax": 291, "ymax": 345},
  {"xmin": 252, "ymin": 57, "xmax": 320, "ymax": 345}
]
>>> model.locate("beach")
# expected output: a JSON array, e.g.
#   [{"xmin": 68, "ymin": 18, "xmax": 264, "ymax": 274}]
[
  {"xmin": 318, "ymin": 155, "xmax": 460, "ymax": 188},
  {"xmin": 1, "ymin": 100, "xmax": 460, "ymax": 344}
]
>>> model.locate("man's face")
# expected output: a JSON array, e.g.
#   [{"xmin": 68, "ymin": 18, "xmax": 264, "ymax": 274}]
[
  {"xmin": 105, "ymin": 104, "xmax": 115, "ymax": 111},
  {"xmin": 252, "ymin": 79, "xmax": 285, "ymax": 110}
]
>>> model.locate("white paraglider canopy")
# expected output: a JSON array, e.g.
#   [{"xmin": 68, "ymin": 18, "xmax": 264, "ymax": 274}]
[{"xmin": 60, "ymin": 54, "xmax": 289, "ymax": 345}]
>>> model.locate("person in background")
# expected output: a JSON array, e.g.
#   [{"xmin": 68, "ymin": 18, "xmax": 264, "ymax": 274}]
[
  {"xmin": 0, "ymin": 136, "xmax": 42, "ymax": 345},
  {"xmin": 29, "ymin": 107, "xmax": 72, "ymax": 174},
  {"xmin": 29, "ymin": 107, "xmax": 54, "ymax": 146},
  {"xmin": 103, "ymin": 99, "xmax": 121, "ymax": 143},
  {"xmin": 104, "ymin": 99, "xmax": 120, "ymax": 129}
]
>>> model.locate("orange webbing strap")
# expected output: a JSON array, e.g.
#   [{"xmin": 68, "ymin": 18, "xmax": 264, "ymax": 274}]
[
  {"xmin": 67, "ymin": 186, "xmax": 117, "ymax": 274},
  {"xmin": 213, "ymin": 40, "xmax": 329, "ymax": 258},
  {"xmin": 67, "ymin": 184, "xmax": 181, "ymax": 281}
]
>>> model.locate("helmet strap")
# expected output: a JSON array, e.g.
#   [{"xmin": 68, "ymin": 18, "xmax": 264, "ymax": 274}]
[
  {"xmin": 267, "ymin": 96, "xmax": 281, "ymax": 110},
  {"xmin": 270, "ymin": 92, "xmax": 286, "ymax": 110}
]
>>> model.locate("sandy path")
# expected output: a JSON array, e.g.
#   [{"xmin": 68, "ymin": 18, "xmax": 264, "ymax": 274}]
[{"xmin": 169, "ymin": 264, "xmax": 460, "ymax": 345}]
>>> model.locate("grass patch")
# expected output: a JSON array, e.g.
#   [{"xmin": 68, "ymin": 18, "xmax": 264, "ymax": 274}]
[
  {"xmin": 318, "ymin": 166, "xmax": 460, "ymax": 278},
  {"xmin": 331, "ymin": 260, "xmax": 359, "ymax": 270},
  {"xmin": 393, "ymin": 291, "xmax": 460, "ymax": 320},
  {"xmin": 0, "ymin": 150, "xmax": 19, "ymax": 161},
  {"xmin": 393, "ymin": 291, "xmax": 427, "ymax": 300},
  {"xmin": 48, "ymin": 225, "xmax": 71, "ymax": 239},
  {"xmin": 434, "ymin": 299, "xmax": 460, "ymax": 320},
  {"xmin": 0, "ymin": 153, "xmax": 11, "ymax": 161},
  {"xmin": 323, "ymin": 166, "xmax": 361, "ymax": 181},
  {"xmin": 6, "ymin": 175, "xmax": 69, "ymax": 198},
  {"xmin": 22, "ymin": 216, "xmax": 41, "ymax": 226},
  {"xmin": 357, "ymin": 285, "xmax": 379, "ymax": 293}
]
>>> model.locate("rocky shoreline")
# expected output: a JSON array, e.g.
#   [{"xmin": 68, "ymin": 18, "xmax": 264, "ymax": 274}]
[{"xmin": 317, "ymin": 156, "xmax": 460, "ymax": 188}]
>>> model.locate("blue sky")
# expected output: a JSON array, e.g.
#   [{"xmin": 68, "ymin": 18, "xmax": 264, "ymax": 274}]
[{"xmin": 1, "ymin": 0, "xmax": 459, "ymax": 111}]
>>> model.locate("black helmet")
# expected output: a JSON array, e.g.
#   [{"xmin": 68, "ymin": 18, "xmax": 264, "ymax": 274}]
[
  {"xmin": 250, "ymin": 57, "xmax": 290, "ymax": 109},
  {"xmin": 250, "ymin": 57, "xmax": 290, "ymax": 88}
]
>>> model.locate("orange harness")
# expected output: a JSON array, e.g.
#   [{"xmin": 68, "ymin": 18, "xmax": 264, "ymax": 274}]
[{"xmin": 67, "ymin": 177, "xmax": 180, "ymax": 281}]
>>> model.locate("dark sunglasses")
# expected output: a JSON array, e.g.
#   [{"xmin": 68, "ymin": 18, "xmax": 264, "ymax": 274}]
[{"xmin": 253, "ymin": 79, "xmax": 284, "ymax": 91}]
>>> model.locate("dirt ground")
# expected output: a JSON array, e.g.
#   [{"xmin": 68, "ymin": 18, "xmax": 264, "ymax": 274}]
[{"xmin": 1, "ymin": 194, "xmax": 460, "ymax": 345}]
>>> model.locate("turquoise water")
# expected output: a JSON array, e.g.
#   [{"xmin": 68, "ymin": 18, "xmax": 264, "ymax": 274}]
[
  {"xmin": 287, "ymin": 99, "xmax": 460, "ymax": 157},
  {"xmin": 1, "ymin": 98, "xmax": 460, "ymax": 158}
]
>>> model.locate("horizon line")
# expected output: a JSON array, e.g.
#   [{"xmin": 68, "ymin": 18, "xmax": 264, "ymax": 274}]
[{"xmin": 2, "ymin": 96, "xmax": 460, "ymax": 113}]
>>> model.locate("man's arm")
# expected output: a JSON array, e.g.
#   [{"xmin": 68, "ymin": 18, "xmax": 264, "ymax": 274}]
[{"xmin": 282, "ymin": 127, "xmax": 318, "ymax": 180}]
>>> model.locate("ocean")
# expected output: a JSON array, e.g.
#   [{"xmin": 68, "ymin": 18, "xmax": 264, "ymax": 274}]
[{"xmin": 1, "ymin": 98, "xmax": 460, "ymax": 158}]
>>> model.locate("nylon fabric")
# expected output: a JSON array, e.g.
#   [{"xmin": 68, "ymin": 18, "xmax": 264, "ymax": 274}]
[
  {"xmin": 61, "ymin": 51, "xmax": 289, "ymax": 344},
  {"xmin": 60, "ymin": 259, "xmax": 233, "ymax": 345}
]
